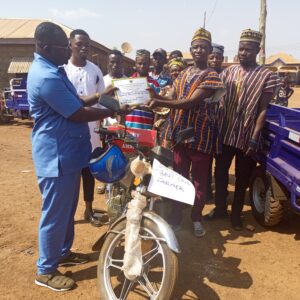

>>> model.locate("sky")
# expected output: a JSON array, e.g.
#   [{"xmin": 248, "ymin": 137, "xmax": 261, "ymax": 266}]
[{"xmin": 1, "ymin": 0, "xmax": 299, "ymax": 60}]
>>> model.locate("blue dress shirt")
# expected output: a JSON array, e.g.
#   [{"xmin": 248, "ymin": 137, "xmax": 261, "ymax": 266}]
[{"xmin": 27, "ymin": 53, "xmax": 91, "ymax": 177}]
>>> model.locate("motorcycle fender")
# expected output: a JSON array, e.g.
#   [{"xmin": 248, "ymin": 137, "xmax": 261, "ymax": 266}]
[{"xmin": 108, "ymin": 211, "xmax": 181, "ymax": 253}]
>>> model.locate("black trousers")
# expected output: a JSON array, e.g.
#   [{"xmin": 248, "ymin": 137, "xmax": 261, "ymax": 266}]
[
  {"xmin": 81, "ymin": 167, "xmax": 95, "ymax": 202},
  {"xmin": 215, "ymin": 144, "xmax": 256, "ymax": 218},
  {"xmin": 206, "ymin": 156, "xmax": 214, "ymax": 202}
]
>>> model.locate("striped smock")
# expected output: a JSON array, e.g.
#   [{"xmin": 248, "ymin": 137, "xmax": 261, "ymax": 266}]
[
  {"xmin": 162, "ymin": 66, "xmax": 224, "ymax": 154},
  {"xmin": 220, "ymin": 65, "xmax": 279, "ymax": 151}
]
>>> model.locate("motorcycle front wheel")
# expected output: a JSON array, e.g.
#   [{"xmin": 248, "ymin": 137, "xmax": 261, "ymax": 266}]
[{"xmin": 98, "ymin": 218, "xmax": 178, "ymax": 300}]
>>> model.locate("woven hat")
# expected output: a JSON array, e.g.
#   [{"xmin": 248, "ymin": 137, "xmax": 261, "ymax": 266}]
[
  {"xmin": 192, "ymin": 27, "xmax": 211, "ymax": 43},
  {"xmin": 240, "ymin": 29, "xmax": 262, "ymax": 44}
]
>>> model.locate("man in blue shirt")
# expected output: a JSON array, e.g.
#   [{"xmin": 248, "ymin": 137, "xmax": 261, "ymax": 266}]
[{"xmin": 27, "ymin": 22, "xmax": 116, "ymax": 291}]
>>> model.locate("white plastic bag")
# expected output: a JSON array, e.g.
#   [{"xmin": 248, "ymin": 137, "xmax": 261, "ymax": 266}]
[{"xmin": 122, "ymin": 192, "xmax": 147, "ymax": 280}]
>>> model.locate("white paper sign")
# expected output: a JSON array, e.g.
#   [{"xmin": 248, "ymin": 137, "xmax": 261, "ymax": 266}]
[
  {"xmin": 112, "ymin": 77, "xmax": 150, "ymax": 106},
  {"xmin": 148, "ymin": 159, "xmax": 195, "ymax": 205}
]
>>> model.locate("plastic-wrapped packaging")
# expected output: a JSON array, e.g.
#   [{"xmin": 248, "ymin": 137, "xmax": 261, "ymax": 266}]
[{"xmin": 122, "ymin": 192, "xmax": 147, "ymax": 280}]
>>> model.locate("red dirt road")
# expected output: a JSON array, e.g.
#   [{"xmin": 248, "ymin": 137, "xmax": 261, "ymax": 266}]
[{"xmin": 1, "ymin": 89, "xmax": 300, "ymax": 299}]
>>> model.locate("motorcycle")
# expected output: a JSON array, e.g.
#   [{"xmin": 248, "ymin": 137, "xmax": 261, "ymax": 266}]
[{"xmin": 91, "ymin": 126, "xmax": 194, "ymax": 300}]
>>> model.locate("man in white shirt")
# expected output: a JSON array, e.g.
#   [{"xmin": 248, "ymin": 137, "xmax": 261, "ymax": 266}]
[
  {"xmin": 65, "ymin": 29, "xmax": 104, "ymax": 226},
  {"xmin": 102, "ymin": 49, "xmax": 126, "ymax": 128},
  {"xmin": 103, "ymin": 50, "xmax": 126, "ymax": 85},
  {"xmin": 93, "ymin": 50, "xmax": 127, "ymax": 195}
]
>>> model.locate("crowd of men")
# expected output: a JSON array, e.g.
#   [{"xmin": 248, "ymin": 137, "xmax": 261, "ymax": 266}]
[{"xmin": 27, "ymin": 21, "xmax": 280, "ymax": 291}]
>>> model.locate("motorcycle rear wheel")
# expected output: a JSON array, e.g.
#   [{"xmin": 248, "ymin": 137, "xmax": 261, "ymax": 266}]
[{"xmin": 98, "ymin": 218, "xmax": 178, "ymax": 300}]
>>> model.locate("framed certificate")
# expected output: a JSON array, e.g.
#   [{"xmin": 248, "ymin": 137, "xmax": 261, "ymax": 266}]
[{"xmin": 112, "ymin": 77, "xmax": 151, "ymax": 106}]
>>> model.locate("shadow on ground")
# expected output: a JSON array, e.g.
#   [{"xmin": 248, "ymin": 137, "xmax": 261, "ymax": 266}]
[
  {"xmin": 171, "ymin": 208, "xmax": 257, "ymax": 300},
  {"xmin": 0, "ymin": 119, "xmax": 33, "ymax": 128}
]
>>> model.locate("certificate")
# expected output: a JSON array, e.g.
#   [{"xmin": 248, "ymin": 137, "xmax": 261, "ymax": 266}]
[{"xmin": 112, "ymin": 77, "xmax": 151, "ymax": 106}]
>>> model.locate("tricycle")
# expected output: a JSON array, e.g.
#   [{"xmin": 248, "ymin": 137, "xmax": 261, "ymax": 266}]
[
  {"xmin": 249, "ymin": 104, "xmax": 300, "ymax": 226},
  {"xmin": 0, "ymin": 91, "xmax": 14, "ymax": 123},
  {"xmin": 4, "ymin": 77, "xmax": 30, "ymax": 119}
]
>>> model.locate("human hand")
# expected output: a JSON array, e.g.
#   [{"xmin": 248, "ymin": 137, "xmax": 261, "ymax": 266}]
[
  {"xmin": 103, "ymin": 84, "xmax": 118, "ymax": 96},
  {"xmin": 245, "ymin": 139, "xmax": 258, "ymax": 156},
  {"xmin": 159, "ymin": 87, "xmax": 168, "ymax": 97},
  {"xmin": 245, "ymin": 146, "xmax": 256, "ymax": 157},
  {"xmin": 148, "ymin": 99, "xmax": 160, "ymax": 110}
]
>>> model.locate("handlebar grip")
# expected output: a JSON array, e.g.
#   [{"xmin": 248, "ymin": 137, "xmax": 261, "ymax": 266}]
[{"xmin": 94, "ymin": 127, "xmax": 118, "ymax": 136}]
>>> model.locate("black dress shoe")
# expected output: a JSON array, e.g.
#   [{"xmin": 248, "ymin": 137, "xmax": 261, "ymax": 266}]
[
  {"xmin": 84, "ymin": 211, "xmax": 102, "ymax": 227},
  {"xmin": 204, "ymin": 208, "xmax": 228, "ymax": 221}
]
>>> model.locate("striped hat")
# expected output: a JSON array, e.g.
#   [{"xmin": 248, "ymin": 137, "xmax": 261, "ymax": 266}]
[
  {"xmin": 240, "ymin": 29, "xmax": 262, "ymax": 44},
  {"xmin": 192, "ymin": 27, "xmax": 211, "ymax": 43}
]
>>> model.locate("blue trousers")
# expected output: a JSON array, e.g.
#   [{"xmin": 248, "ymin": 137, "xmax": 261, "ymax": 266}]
[{"xmin": 37, "ymin": 171, "xmax": 81, "ymax": 275}]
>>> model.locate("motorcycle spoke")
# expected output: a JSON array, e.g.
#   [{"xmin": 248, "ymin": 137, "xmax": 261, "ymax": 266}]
[
  {"xmin": 102, "ymin": 222, "xmax": 172, "ymax": 300},
  {"xmin": 119, "ymin": 278, "xmax": 134, "ymax": 300},
  {"xmin": 108, "ymin": 256, "xmax": 124, "ymax": 271},
  {"xmin": 143, "ymin": 244, "xmax": 161, "ymax": 265},
  {"xmin": 143, "ymin": 272, "xmax": 158, "ymax": 294},
  {"xmin": 137, "ymin": 273, "xmax": 158, "ymax": 299}
]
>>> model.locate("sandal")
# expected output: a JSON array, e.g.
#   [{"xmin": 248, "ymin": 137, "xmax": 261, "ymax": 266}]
[{"xmin": 35, "ymin": 271, "xmax": 75, "ymax": 291}]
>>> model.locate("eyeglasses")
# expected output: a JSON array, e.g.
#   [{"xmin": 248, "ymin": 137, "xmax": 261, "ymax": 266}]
[
  {"xmin": 50, "ymin": 43, "xmax": 71, "ymax": 51},
  {"xmin": 37, "ymin": 42, "xmax": 70, "ymax": 51}
]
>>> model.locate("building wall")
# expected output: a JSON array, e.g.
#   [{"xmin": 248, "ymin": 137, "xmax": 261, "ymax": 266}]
[
  {"xmin": 89, "ymin": 45, "xmax": 108, "ymax": 73},
  {"xmin": 266, "ymin": 63, "xmax": 300, "ymax": 85},
  {"xmin": 0, "ymin": 44, "xmax": 34, "ymax": 89},
  {"xmin": 0, "ymin": 43, "xmax": 134, "ymax": 89},
  {"xmin": 89, "ymin": 46, "xmax": 134, "ymax": 76}
]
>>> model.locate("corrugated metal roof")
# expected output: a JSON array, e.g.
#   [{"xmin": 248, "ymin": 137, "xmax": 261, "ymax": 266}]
[
  {"xmin": 0, "ymin": 18, "xmax": 133, "ymax": 65},
  {"xmin": 0, "ymin": 19, "xmax": 72, "ymax": 38},
  {"xmin": 266, "ymin": 52, "xmax": 300, "ymax": 65},
  {"xmin": 0, "ymin": 18, "xmax": 110, "ymax": 53},
  {"xmin": 7, "ymin": 57, "xmax": 33, "ymax": 73}
]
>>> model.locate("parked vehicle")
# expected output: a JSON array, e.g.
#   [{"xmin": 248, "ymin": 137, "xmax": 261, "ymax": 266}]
[
  {"xmin": 4, "ymin": 77, "xmax": 30, "ymax": 119},
  {"xmin": 249, "ymin": 104, "xmax": 300, "ymax": 226},
  {"xmin": 91, "ymin": 126, "xmax": 194, "ymax": 300},
  {"xmin": 0, "ymin": 91, "xmax": 14, "ymax": 123}
]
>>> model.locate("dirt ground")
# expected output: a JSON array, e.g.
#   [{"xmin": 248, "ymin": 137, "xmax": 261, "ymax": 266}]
[{"xmin": 1, "ymin": 90, "xmax": 300, "ymax": 300}]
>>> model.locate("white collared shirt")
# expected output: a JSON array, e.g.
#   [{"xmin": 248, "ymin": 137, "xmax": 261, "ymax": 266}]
[
  {"xmin": 65, "ymin": 60, "xmax": 105, "ymax": 149},
  {"xmin": 65, "ymin": 60, "xmax": 105, "ymax": 97}
]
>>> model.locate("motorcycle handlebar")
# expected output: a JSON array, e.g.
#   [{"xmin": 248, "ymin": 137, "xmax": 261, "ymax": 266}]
[{"xmin": 94, "ymin": 127, "xmax": 119, "ymax": 136}]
